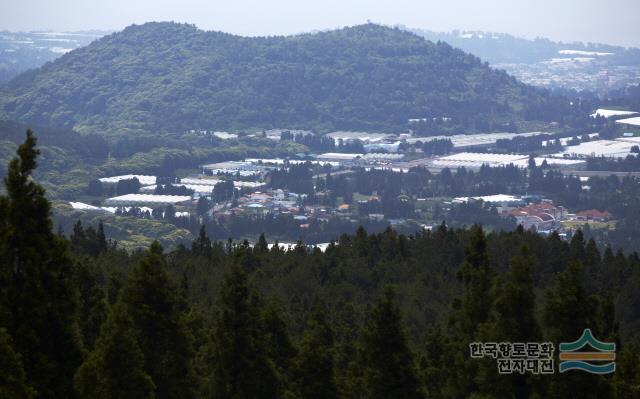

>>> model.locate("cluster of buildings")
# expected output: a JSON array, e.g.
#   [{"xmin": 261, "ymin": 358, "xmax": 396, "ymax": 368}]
[
  {"xmin": 496, "ymin": 60, "xmax": 640, "ymax": 93},
  {"xmin": 70, "ymin": 115, "xmax": 628, "ymax": 237},
  {"xmin": 214, "ymin": 189, "xmax": 299, "ymax": 217},
  {"xmin": 213, "ymin": 188, "xmax": 355, "ymax": 227},
  {"xmin": 454, "ymin": 194, "xmax": 615, "ymax": 233},
  {"xmin": 73, "ymin": 158, "xmax": 355, "ymax": 224},
  {"xmin": 506, "ymin": 202, "xmax": 569, "ymax": 232}
]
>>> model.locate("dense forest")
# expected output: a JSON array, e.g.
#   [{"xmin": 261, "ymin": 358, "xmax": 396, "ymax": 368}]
[
  {"xmin": 3, "ymin": 135, "xmax": 640, "ymax": 398},
  {"xmin": 0, "ymin": 23, "xmax": 587, "ymax": 135},
  {"xmin": 0, "ymin": 119, "xmax": 306, "ymax": 200}
]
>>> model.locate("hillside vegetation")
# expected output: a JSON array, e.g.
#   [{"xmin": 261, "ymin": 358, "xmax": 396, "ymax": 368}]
[
  {"xmin": 1, "ymin": 23, "xmax": 577, "ymax": 135},
  {"xmin": 2, "ymin": 134, "xmax": 640, "ymax": 398}
]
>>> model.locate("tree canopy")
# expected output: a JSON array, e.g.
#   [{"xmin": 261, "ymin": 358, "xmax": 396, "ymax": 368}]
[{"xmin": 0, "ymin": 23, "xmax": 578, "ymax": 134}]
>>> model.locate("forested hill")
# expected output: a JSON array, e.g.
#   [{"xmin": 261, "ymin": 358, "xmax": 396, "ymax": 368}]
[{"xmin": 0, "ymin": 22, "xmax": 574, "ymax": 135}]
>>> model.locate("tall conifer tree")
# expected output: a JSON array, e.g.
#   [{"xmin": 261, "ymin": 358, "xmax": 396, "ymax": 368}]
[
  {"xmin": 477, "ymin": 246, "xmax": 541, "ymax": 398},
  {"xmin": 0, "ymin": 130, "xmax": 82, "ymax": 398},
  {"xmin": 74, "ymin": 303, "xmax": 155, "ymax": 399},
  {"xmin": 206, "ymin": 265, "xmax": 279, "ymax": 398},
  {"xmin": 543, "ymin": 262, "xmax": 607, "ymax": 398},
  {"xmin": 121, "ymin": 241, "xmax": 195, "ymax": 399},
  {"xmin": 361, "ymin": 287, "xmax": 422, "ymax": 399},
  {"xmin": 290, "ymin": 306, "xmax": 338, "ymax": 399},
  {"xmin": 0, "ymin": 328, "xmax": 36, "ymax": 399}
]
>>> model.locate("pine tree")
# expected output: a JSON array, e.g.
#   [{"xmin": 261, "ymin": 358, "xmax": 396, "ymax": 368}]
[
  {"xmin": 419, "ymin": 325, "xmax": 447, "ymax": 399},
  {"xmin": 206, "ymin": 265, "xmax": 279, "ymax": 398},
  {"xmin": 542, "ymin": 261, "xmax": 606, "ymax": 398},
  {"xmin": 255, "ymin": 233, "xmax": 269, "ymax": 253},
  {"xmin": 439, "ymin": 225, "xmax": 494, "ymax": 398},
  {"xmin": 361, "ymin": 287, "xmax": 422, "ymax": 399},
  {"xmin": 493, "ymin": 246, "xmax": 540, "ymax": 343},
  {"xmin": 197, "ymin": 196, "xmax": 211, "ymax": 216},
  {"xmin": 121, "ymin": 241, "xmax": 196, "ymax": 399},
  {"xmin": 96, "ymin": 220, "xmax": 107, "ymax": 253},
  {"xmin": 0, "ymin": 328, "xmax": 36, "ymax": 399},
  {"xmin": 262, "ymin": 299, "xmax": 296, "ymax": 391},
  {"xmin": 74, "ymin": 260, "xmax": 107, "ymax": 350},
  {"xmin": 290, "ymin": 307, "xmax": 338, "ymax": 399},
  {"xmin": 458, "ymin": 225, "xmax": 494, "ymax": 336},
  {"xmin": 0, "ymin": 130, "xmax": 83, "ymax": 398},
  {"xmin": 543, "ymin": 262, "xmax": 592, "ymax": 346},
  {"xmin": 477, "ymin": 246, "xmax": 541, "ymax": 399},
  {"xmin": 612, "ymin": 343, "xmax": 640, "ymax": 398},
  {"xmin": 333, "ymin": 304, "xmax": 365, "ymax": 399},
  {"xmin": 192, "ymin": 225, "xmax": 211, "ymax": 255},
  {"xmin": 74, "ymin": 304, "xmax": 155, "ymax": 399}
]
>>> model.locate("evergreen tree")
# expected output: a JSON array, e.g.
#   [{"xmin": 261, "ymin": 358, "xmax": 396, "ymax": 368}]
[
  {"xmin": 0, "ymin": 328, "xmax": 36, "ymax": 399},
  {"xmin": 0, "ymin": 130, "xmax": 83, "ymax": 398},
  {"xmin": 361, "ymin": 287, "xmax": 422, "ymax": 399},
  {"xmin": 74, "ymin": 260, "xmax": 107, "ymax": 350},
  {"xmin": 439, "ymin": 225, "xmax": 494, "ymax": 398},
  {"xmin": 492, "ymin": 246, "xmax": 540, "ymax": 342},
  {"xmin": 333, "ymin": 304, "xmax": 365, "ymax": 399},
  {"xmin": 96, "ymin": 220, "xmax": 107, "ymax": 253},
  {"xmin": 192, "ymin": 224, "xmax": 212, "ymax": 256},
  {"xmin": 121, "ymin": 241, "xmax": 196, "ymax": 399},
  {"xmin": 206, "ymin": 265, "xmax": 279, "ymax": 398},
  {"xmin": 419, "ymin": 325, "xmax": 447, "ymax": 399},
  {"xmin": 74, "ymin": 304, "xmax": 155, "ymax": 399},
  {"xmin": 477, "ymin": 246, "xmax": 541, "ymax": 398},
  {"xmin": 458, "ymin": 225, "xmax": 494, "ymax": 336},
  {"xmin": 255, "ymin": 233, "xmax": 269, "ymax": 253},
  {"xmin": 262, "ymin": 299, "xmax": 296, "ymax": 392},
  {"xmin": 542, "ymin": 262, "xmax": 607, "ymax": 398},
  {"xmin": 612, "ymin": 343, "xmax": 640, "ymax": 398},
  {"xmin": 290, "ymin": 307, "xmax": 338, "ymax": 399},
  {"xmin": 197, "ymin": 196, "xmax": 211, "ymax": 216}
]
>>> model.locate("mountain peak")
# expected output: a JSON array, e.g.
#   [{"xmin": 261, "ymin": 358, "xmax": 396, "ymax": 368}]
[{"xmin": 0, "ymin": 23, "xmax": 567, "ymax": 135}]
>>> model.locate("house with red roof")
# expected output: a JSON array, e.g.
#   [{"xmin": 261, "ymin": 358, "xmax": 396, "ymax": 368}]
[
  {"xmin": 576, "ymin": 209, "xmax": 613, "ymax": 222},
  {"xmin": 508, "ymin": 201, "xmax": 567, "ymax": 231}
]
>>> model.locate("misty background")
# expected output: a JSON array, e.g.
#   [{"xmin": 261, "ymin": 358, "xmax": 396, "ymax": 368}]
[{"xmin": 1, "ymin": 0, "xmax": 640, "ymax": 47}]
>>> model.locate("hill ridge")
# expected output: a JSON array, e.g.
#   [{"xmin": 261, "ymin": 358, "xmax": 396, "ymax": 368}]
[{"xmin": 0, "ymin": 22, "xmax": 572, "ymax": 135}]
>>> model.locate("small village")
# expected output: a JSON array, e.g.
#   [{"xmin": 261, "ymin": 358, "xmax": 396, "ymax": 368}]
[{"xmin": 67, "ymin": 111, "xmax": 635, "ymax": 243}]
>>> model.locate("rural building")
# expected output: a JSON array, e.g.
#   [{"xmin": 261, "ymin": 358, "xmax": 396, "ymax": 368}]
[
  {"xmin": 104, "ymin": 194, "xmax": 191, "ymax": 207},
  {"xmin": 576, "ymin": 209, "xmax": 613, "ymax": 222}
]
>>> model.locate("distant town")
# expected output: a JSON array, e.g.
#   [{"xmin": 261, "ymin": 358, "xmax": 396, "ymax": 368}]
[{"xmin": 65, "ymin": 107, "xmax": 640, "ymax": 247}]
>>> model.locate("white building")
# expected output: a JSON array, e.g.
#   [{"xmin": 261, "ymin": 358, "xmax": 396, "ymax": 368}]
[
  {"xmin": 591, "ymin": 109, "xmax": 638, "ymax": 118},
  {"xmin": 104, "ymin": 194, "xmax": 191, "ymax": 207},
  {"xmin": 615, "ymin": 117, "xmax": 640, "ymax": 127},
  {"xmin": 99, "ymin": 174, "xmax": 157, "ymax": 186},
  {"xmin": 316, "ymin": 153, "xmax": 363, "ymax": 163}
]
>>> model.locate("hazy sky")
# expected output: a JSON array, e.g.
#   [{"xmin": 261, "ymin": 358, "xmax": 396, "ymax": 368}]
[{"xmin": 2, "ymin": 0, "xmax": 640, "ymax": 47}]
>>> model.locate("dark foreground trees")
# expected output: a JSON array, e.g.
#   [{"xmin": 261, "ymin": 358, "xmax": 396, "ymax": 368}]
[
  {"xmin": 361, "ymin": 287, "xmax": 422, "ymax": 399},
  {"xmin": 74, "ymin": 304, "xmax": 155, "ymax": 399},
  {"xmin": 0, "ymin": 328, "xmax": 36, "ymax": 399},
  {"xmin": 0, "ymin": 130, "xmax": 83, "ymax": 398},
  {"xmin": 203, "ymin": 265, "xmax": 280, "ymax": 398},
  {"xmin": 2, "ymin": 131, "xmax": 640, "ymax": 398}
]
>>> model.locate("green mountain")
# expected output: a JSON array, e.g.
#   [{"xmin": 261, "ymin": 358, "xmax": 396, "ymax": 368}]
[{"xmin": 0, "ymin": 22, "xmax": 573, "ymax": 135}]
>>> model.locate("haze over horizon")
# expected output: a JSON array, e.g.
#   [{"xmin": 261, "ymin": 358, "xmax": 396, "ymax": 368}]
[{"xmin": 1, "ymin": 0, "xmax": 640, "ymax": 48}]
